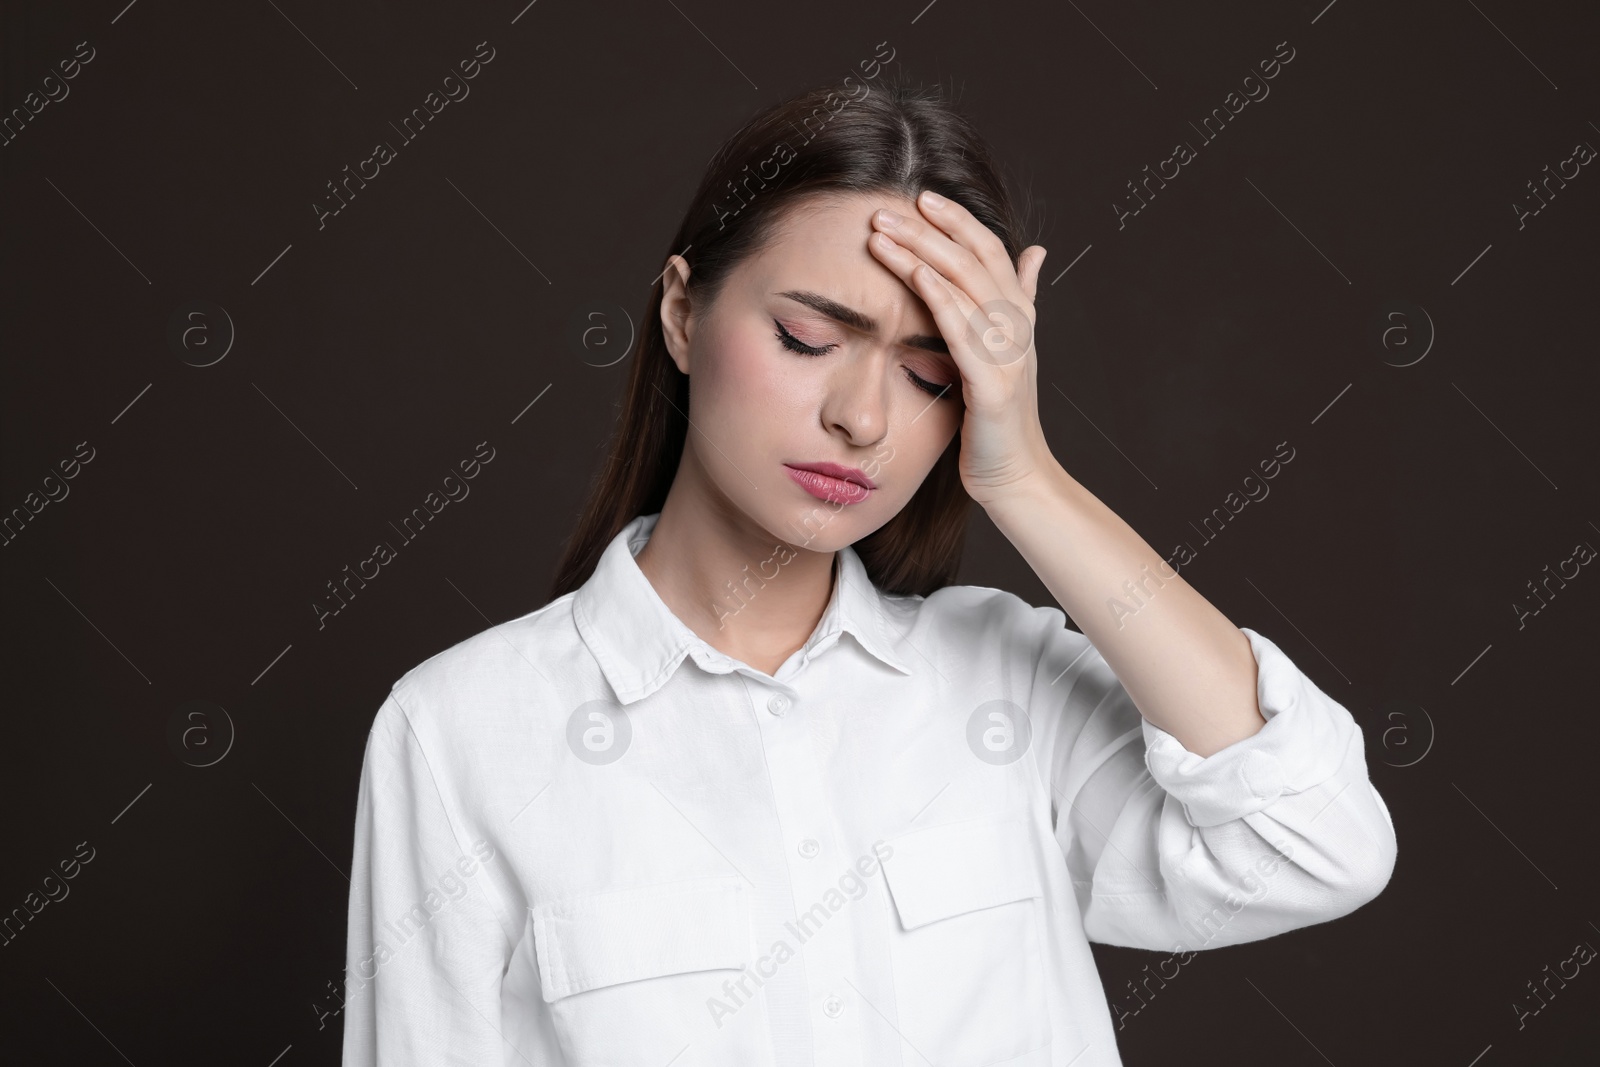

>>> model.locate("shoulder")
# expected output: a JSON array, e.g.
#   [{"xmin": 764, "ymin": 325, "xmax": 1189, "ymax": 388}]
[
  {"xmin": 917, "ymin": 581, "xmax": 1068, "ymax": 638},
  {"xmin": 375, "ymin": 591, "xmax": 587, "ymax": 741},
  {"xmin": 892, "ymin": 581, "xmax": 1091, "ymax": 665}
]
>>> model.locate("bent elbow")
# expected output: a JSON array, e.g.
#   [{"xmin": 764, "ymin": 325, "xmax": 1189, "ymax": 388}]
[
  {"xmin": 1354, "ymin": 819, "xmax": 1398, "ymax": 906},
  {"xmin": 1321, "ymin": 813, "xmax": 1398, "ymax": 915},
  {"xmin": 1313, "ymin": 778, "xmax": 1399, "ymax": 912},
  {"xmin": 1350, "ymin": 784, "xmax": 1399, "ymax": 905}
]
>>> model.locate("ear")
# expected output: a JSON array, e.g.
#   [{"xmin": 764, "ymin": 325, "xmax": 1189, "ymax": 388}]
[{"xmin": 658, "ymin": 254, "xmax": 694, "ymax": 375}]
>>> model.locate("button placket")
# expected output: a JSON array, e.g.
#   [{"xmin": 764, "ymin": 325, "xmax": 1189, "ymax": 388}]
[{"xmin": 751, "ymin": 683, "xmax": 871, "ymax": 1063}]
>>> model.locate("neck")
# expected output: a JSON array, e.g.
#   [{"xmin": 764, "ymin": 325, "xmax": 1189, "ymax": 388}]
[{"xmin": 634, "ymin": 477, "xmax": 836, "ymax": 672}]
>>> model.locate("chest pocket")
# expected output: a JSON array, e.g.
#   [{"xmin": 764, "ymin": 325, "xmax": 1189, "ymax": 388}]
[
  {"xmin": 879, "ymin": 814, "xmax": 1053, "ymax": 1065},
  {"xmin": 530, "ymin": 875, "xmax": 775, "ymax": 1066}
]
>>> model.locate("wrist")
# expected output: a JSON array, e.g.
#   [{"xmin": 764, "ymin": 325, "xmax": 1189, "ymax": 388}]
[{"xmin": 979, "ymin": 452, "xmax": 1076, "ymax": 521}]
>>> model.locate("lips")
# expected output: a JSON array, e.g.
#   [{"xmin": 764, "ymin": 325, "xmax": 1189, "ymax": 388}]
[
  {"xmin": 783, "ymin": 463, "xmax": 876, "ymax": 505},
  {"xmin": 785, "ymin": 461, "xmax": 876, "ymax": 489}
]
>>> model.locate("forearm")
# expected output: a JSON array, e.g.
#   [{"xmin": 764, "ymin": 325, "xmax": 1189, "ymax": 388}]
[{"xmin": 984, "ymin": 459, "xmax": 1264, "ymax": 757}]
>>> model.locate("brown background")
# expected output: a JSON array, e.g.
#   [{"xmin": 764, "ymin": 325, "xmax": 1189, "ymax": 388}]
[{"xmin": 2, "ymin": 0, "xmax": 1597, "ymax": 1062}]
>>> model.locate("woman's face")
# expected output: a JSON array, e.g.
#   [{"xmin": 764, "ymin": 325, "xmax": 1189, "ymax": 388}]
[{"xmin": 659, "ymin": 191, "xmax": 966, "ymax": 553}]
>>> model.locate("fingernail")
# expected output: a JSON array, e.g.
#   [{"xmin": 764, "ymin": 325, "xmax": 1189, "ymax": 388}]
[
  {"xmin": 920, "ymin": 190, "xmax": 945, "ymax": 209},
  {"xmin": 877, "ymin": 208, "xmax": 902, "ymax": 227}
]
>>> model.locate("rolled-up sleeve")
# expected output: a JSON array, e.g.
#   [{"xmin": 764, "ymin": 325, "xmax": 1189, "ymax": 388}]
[
  {"xmin": 343, "ymin": 684, "xmax": 515, "ymax": 1065},
  {"xmin": 1028, "ymin": 617, "xmax": 1397, "ymax": 953}
]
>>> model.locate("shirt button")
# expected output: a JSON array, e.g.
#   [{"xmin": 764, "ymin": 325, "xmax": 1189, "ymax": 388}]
[
  {"xmin": 797, "ymin": 837, "xmax": 820, "ymax": 859},
  {"xmin": 766, "ymin": 694, "xmax": 789, "ymax": 716},
  {"xmin": 822, "ymin": 994, "xmax": 844, "ymax": 1018}
]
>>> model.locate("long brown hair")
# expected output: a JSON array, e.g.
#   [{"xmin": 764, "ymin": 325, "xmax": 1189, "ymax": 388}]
[{"xmin": 548, "ymin": 74, "xmax": 1033, "ymax": 602}]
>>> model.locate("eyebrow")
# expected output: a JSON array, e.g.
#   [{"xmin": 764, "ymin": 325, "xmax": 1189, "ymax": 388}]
[{"xmin": 775, "ymin": 290, "xmax": 950, "ymax": 357}]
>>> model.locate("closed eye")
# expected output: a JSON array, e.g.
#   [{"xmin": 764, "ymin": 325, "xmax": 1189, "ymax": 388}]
[
  {"xmin": 773, "ymin": 319, "xmax": 955, "ymax": 400},
  {"xmin": 773, "ymin": 319, "xmax": 835, "ymax": 356}
]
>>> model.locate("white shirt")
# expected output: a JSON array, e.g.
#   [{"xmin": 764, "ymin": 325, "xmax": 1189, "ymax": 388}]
[{"xmin": 343, "ymin": 511, "xmax": 1396, "ymax": 1066}]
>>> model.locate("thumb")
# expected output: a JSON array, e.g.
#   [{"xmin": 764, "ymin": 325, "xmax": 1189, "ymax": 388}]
[{"xmin": 1021, "ymin": 246, "xmax": 1046, "ymax": 303}]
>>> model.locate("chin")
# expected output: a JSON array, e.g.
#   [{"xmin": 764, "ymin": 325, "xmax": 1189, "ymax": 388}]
[{"xmin": 764, "ymin": 498, "xmax": 877, "ymax": 553}]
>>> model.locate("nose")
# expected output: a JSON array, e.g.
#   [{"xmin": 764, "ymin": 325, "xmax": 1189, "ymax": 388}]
[{"xmin": 820, "ymin": 353, "xmax": 891, "ymax": 447}]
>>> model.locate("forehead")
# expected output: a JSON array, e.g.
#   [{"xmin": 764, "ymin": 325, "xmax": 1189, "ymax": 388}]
[{"xmin": 737, "ymin": 192, "xmax": 932, "ymax": 324}]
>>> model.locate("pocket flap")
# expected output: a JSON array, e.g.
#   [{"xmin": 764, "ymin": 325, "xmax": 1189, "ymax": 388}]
[
  {"xmin": 880, "ymin": 816, "xmax": 1044, "ymax": 930},
  {"xmin": 530, "ymin": 876, "xmax": 750, "ymax": 1002}
]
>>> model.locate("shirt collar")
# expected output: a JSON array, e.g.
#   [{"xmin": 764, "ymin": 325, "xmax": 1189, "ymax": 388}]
[{"xmin": 572, "ymin": 512, "xmax": 912, "ymax": 704}]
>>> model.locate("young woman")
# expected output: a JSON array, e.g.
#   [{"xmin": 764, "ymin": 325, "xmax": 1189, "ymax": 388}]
[{"xmin": 343, "ymin": 76, "xmax": 1397, "ymax": 1066}]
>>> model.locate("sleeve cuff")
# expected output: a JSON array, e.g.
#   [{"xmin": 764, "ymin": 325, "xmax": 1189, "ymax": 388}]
[{"xmin": 1139, "ymin": 626, "xmax": 1354, "ymax": 827}]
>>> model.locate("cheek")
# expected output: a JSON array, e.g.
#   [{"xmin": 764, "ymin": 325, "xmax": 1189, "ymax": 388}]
[
  {"xmin": 857, "ymin": 411, "xmax": 951, "ymax": 503},
  {"xmin": 893, "ymin": 419, "xmax": 959, "ymax": 486},
  {"xmin": 893, "ymin": 389, "xmax": 961, "ymax": 452},
  {"xmin": 696, "ymin": 323, "xmax": 814, "ymax": 427}
]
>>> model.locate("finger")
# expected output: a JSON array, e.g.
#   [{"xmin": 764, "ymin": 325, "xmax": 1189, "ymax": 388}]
[
  {"xmin": 872, "ymin": 204, "xmax": 1009, "ymax": 312},
  {"xmin": 902, "ymin": 261, "xmax": 983, "ymax": 375},
  {"xmin": 900, "ymin": 192, "xmax": 1035, "ymax": 313},
  {"xmin": 868, "ymin": 230, "xmax": 971, "ymax": 311},
  {"xmin": 871, "ymin": 231, "xmax": 1033, "ymax": 368},
  {"xmin": 913, "ymin": 191, "xmax": 1015, "ymax": 283},
  {"xmin": 1021, "ymin": 246, "xmax": 1046, "ymax": 303}
]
